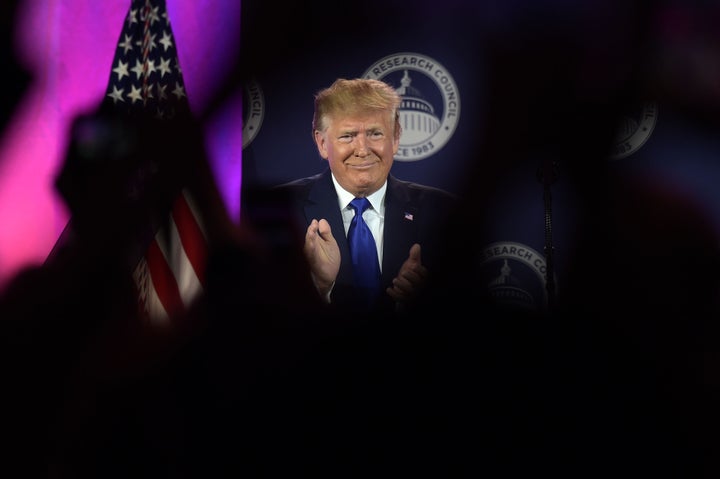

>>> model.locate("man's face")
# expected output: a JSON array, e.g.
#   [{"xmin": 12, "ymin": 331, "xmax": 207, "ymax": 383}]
[{"xmin": 314, "ymin": 111, "xmax": 399, "ymax": 197}]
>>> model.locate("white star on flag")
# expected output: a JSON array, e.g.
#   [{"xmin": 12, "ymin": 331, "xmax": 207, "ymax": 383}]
[{"xmin": 104, "ymin": 0, "xmax": 208, "ymax": 324}]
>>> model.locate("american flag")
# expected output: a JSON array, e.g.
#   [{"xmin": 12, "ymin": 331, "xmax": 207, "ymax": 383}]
[{"xmin": 105, "ymin": 0, "xmax": 208, "ymax": 323}]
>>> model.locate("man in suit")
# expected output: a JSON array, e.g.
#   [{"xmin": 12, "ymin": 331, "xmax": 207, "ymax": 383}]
[{"xmin": 276, "ymin": 78, "xmax": 457, "ymax": 316}]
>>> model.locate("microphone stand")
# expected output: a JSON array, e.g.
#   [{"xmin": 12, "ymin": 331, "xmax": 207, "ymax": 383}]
[{"xmin": 539, "ymin": 158, "xmax": 559, "ymax": 313}]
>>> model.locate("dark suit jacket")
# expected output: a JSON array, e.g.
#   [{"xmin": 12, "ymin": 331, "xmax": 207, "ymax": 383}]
[{"xmin": 274, "ymin": 168, "xmax": 457, "ymax": 315}]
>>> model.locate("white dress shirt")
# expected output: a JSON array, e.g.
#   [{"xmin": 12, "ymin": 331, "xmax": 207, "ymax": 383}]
[{"xmin": 331, "ymin": 174, "xmax": 386, "ymax": 273}]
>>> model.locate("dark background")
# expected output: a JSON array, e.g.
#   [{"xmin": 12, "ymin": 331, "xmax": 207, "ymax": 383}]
[{"xmin": 2, "ymin": 0, "xmax": 720, "ymax": 476}]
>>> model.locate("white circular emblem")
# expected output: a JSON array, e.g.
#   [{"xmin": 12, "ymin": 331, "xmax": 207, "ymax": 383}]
[
  {"xmin": 479, "ymin": 241, "xmax": 551, "ymax": 311},
  {"xmin": 242, "ymin": 78, "xmax": 265, "ymax": 149},
  {"xmin": 609, "ymin": 101, "xmax": 658, "ymax": 160},
  {"xmin": 362, "ymin": 52, "xmax": 460, "ymax": 161}
]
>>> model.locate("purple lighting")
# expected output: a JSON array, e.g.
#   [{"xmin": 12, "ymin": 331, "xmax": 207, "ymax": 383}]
[{"xmin": 0, "ymin": 0, "xmax": 242, "ymax": 290}]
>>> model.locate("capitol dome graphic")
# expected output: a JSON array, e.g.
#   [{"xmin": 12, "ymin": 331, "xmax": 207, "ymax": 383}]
[
  {"xmin": 363, "ymin": 52, "xmax": 460, "ymax": 161},
  {"xmin": 395, "ymin": 70, "xmax": 441, "ymax": 145},
  {"xmin": 487, "ymin": 259, "xmax": 536, "ymax": 311}
]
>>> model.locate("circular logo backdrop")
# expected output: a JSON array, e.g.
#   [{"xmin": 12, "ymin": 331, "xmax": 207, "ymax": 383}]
[
  {"xmin": 609, "ymin": 101, "xmax": 658, "ymax": 160},
  {"xmin": 242, "ymin": 78, "xmax": 265, "ymax": 149},
  {"xmin": 363, "ymin": 52, "xmax": 460, "ymax": 161},
  {"xmin": 479, "ymin": 241, "xmax": 551, "ymax": 313}
]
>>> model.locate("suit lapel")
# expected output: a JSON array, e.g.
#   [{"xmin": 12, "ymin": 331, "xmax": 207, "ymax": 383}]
[{"xmin": 382, "ymin": 176, "xmax": 418, "ymax": 287}]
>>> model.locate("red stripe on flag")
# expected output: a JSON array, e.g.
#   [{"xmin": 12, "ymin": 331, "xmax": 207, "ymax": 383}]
[
  {"xmin": 145, "ymin": 237, "xmax": 185, "ymax": 317},
  {"xmin": 171, "ymin": 192, "xmax": 208, "ymax": 286}
]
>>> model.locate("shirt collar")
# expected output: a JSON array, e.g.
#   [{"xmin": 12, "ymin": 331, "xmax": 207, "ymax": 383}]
[{"xmin": 331, "ymin": 174, "xmax": 387, "ymax": 212}]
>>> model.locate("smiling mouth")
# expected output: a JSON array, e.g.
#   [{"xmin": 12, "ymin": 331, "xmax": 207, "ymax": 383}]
[{"xmin": 348, "ymin": 160, "xmax": 376, "ymax": 168}]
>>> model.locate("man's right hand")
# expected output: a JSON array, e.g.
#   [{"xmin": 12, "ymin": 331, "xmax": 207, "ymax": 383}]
[{"xmin": 304, "ymin": 218, "xmax": 340, "ymax": 300}]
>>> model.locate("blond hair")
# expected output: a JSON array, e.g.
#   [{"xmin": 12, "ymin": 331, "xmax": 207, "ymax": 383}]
[{"xmin": 312, "ymin": 78, "xmax": 401, "ymax": 139}]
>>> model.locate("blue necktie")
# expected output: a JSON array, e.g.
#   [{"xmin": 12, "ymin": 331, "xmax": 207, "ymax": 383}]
[{"xmin": 348, "ymin": 197, "xmax": 381, "ymax": 305}]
